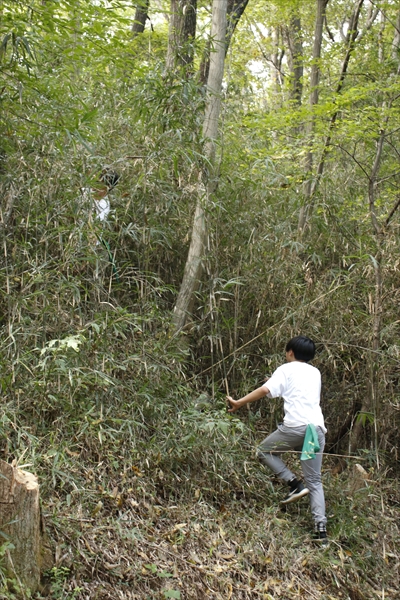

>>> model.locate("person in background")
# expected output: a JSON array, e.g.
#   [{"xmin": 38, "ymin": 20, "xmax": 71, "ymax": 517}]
[
  {"xmin": 80, "ymin": 168, "xmax": 120, "ymax": 280},
  {"xmin": 92, "ymin": 169, "xmax": 120, "ymax": 225}
]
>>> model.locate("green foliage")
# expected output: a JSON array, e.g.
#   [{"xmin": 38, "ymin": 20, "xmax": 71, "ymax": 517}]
[
  {"xmin": 163, "ymin": 590, "xmax": 181, "ymax": 599},
  {"xmin": 1, "ymin": 0, "xmax": 399, "ymax": 469},
  {"xmin": 46, "ymin": 566, "xmax": 82, "ymax": 600},
  {"xmin": 0, "ymin": 541, "xmax": 31, "ymax": 600},
  {"xmin": 1, "ymin": 0, "xmax": 400, "ymax": 596}
]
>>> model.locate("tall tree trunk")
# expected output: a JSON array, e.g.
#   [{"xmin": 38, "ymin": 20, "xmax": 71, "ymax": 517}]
[
  {"xmin": 199, "ymin": 0, "xmax": 248, "ymax": 85},
  {"xmin": 298, "ymin": 0, "xmax": 367, "ymax": 231},
  {"xmin": 307, "ymin": 0, "xmax": 364, "ymax": 199},
  {"xmin": 172, "ymin": 0, "xmax": 227, "ymax": 331},
  {"xmin": 391, "ymin": 9, "xmax": 400, "ymax": 60},
  {"xmin": 349, "ymin": 17, "xmax": 400, "ymax": 453},
  {"xmin": 309, "ymin": 0, "xmax": 326, "ymax": 109},
  {"xmin": 284, "ymin": 14, "xmax": 303, "ymax": 106},
  {"xmin": 349, "ymin": 126, "xmax": 386, "ymax": 453},
  {"xmin": 272, "ymin": 26, "xmax": 284, "ymax": 97},
  {"xmin": 131, "ymin": 0, "xmax": 149, "ymax": 35},
  {"xmin": 298, "ymin": 0, "xmax": 328, "ymax": 232},
  {"xmin": 226, "ymin": 0, "xmax": 249, "ymax": 47},
  {"xmin": 165, "ymin": 0, "xmax": 197, "ymax": 72}
]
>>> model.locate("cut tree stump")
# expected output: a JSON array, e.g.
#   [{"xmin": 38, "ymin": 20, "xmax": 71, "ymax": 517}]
[{"xmin": 0, "ymin": 459, "xmax": 42, "ymax": 592}]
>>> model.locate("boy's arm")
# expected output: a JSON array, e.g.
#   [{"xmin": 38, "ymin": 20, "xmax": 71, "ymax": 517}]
[{"xmin": 227, "ymin": 385, "xmax": 269, "ymax": 412}]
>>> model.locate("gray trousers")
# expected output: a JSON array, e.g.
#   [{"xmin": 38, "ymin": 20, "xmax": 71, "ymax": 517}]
[{"xmin": 257, "ymin": 424, "xmax": 327, "ymax": 526}]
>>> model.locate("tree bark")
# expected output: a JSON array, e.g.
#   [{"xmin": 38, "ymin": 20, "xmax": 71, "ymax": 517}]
[
  {"xmin": 298, "ymin": 0, "xmax": 328, "ymax": 232},
  {"xmin": 165, "ymin": 0, "xmax": 197, "ymax": 72},
  {"xmin": 284, "ymin": 14, "xmax": 303, "ymax": 106},
  {"xmin": 199, "ymin": 0, "xmax": 248, "ymax": 85},
  {"xmin": 307, "ymin": 0, "xmax": 364, "ymax": 200},
  {"xmin": 272, "ymin": 26, "xmax": 284, "ymax": 96},
  {"xmin": 392, "ymin": 9, "xmax": 400, "ymax": 61},
  {"xmin": 131, "ymin": 0, "xmax": 149, "ymax": 35},
  {"xmin": 309, "ymin": 0, "xmax": 327, "ymax": 108},
  {"xmin": 226, "ymin": 0, "xmax": 249, "ymax": 48},
  {"xmin": 347, "ymin": 15, "xmax": 400, "ymax": 452},
  {"xmin": 349, "ymin": 122, "xmax": 386, "ymax": 453},
  {"xmin": 350, "ymin": 117, "xmax": 388, "ymax": 452},
  {"xmin": 298, "ymin": 0, "xmax": 367, "ymax": 231},
  {"xmin": 0, "ymin": 460, "xmax": 43, "ymax": 592},
  {"xmin": 172, "ymin": 0, "xmax": 227, "ymax": 331}
]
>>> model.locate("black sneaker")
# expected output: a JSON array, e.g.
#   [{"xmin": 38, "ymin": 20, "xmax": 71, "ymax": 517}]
[
  {"xmin": 314, "ymin": 522, "xmax": 328, "ymax": 546},
  {"xmin": 280, "ymin": 479, "xmax": 309, "ymax": 504}
]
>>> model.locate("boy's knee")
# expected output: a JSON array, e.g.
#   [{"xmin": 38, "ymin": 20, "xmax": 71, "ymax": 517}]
[
  {"xmin": 303, "ymin": 472, "xmax": 322, "ymax": 486},
  {"xmin": 257, "ymin": 449, "xmax": 268, "ymax": 463},
  {"xmin": 257, "ymin": 448, "xmax": 275, "ymax": 465}
]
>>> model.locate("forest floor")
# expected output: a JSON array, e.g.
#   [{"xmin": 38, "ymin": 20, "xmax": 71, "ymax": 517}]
[{"xmin": 36, "ymin": 463, "xmax": 399, "ymax": 600}]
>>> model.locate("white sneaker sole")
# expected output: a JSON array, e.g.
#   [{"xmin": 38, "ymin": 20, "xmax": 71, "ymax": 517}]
[{"xmin": 280, "ymin": 487, "xmax": 310, "ymax": 504}]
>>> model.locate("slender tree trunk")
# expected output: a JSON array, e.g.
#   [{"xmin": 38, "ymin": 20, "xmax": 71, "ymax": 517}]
[
  {"xmin": 308, "ymin": 0, "xmax": 364, "ymax": 198},
  {"xmin": 299, "ymin": 0, "xmax": 367, "ymax": 231},
  {"xmin": 226, "ymin": 0, "xmax": 249, "ymax": 48},
  {"xmin": 349, "ymin": 123, "xmax": 386, "ymax": 453},
  {"xmin": 392, "ymin": 9, "xmax": 400, "ymax": 60},
  {"xmin": 298, "ymin": 0, "xmax": 328, "ymax": 232},
  {"xmin": 284, "ymin": 14, "xmax": 303, "ymax": 106},
  {"xmin": 131, "ymin": 0, "xmax": 149, "ymax": 35},
  {"xmin": 348, "ymin": 19, "xmax": 400, "ymax": 452},
  {"xmin": 309, "ymin": 0, "xmax": 326, "ymax": 108},
  {"xmin": 272, "ymin": 26, "xmax": 284, "ymax": 97},
  {"xmin": 165, "ymin": 0, "xmax": 197, "ymax": 72},
  {"xmin": 272, "ymin": 26, "xmax": 279, "ymax": 92},
  {"xmin": 173, "ymin": 0, "xmax": 227, "ymax": 331},
  {"xmin": 378, "ymin": 10, "xmax": 385, "ymax": 64},
  {"xmin": 199, "ymin": 0, "xmax": 248, "ymax": 85}
]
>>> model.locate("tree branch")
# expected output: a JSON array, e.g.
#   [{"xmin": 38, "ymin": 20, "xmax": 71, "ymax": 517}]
[
  {"xmin": 335, "ymin": 144, "xmax": 370, "ymax": 179},
  {"xmin": 384, "ymin": 196, "xmax": 400, "ymax": 228},
  {"xmin": 309, "ymin": 0, "xmax": 365, "ymax": 198}
]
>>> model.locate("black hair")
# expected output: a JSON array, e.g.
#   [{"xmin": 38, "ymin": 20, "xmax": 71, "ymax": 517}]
[
  {"xmin": 286, "ymin": 335, "xmax": 316, "ymax": 362},
  {"xmin": 100, "ymin": 169, "xmax": 120, "ymax": 190}
]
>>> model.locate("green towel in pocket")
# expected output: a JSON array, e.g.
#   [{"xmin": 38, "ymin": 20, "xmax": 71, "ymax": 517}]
[{"xmin": 301, "ymin": 424, "xmax": 320, "ymax": 460}]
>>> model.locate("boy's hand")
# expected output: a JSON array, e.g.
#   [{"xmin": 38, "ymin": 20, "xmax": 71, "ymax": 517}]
[
  {"xmin": 227, "ymin": 387, "xmax": 267, "ymax": 413},
  {"xmin": 226, "ymin": 396, "xmax": 241, "ymax": 412}
]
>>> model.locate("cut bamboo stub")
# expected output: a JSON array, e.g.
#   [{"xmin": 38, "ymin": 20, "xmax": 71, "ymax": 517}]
[
  {"xmin": 348, "ymin": 462, "xmax": 370, "ymax": 495},
  {"xmin": 0, "ymin": 460, "xmax": 42, "ymax": 592}
]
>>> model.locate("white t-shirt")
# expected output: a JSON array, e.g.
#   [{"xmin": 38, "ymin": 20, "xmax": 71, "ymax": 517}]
[
  {"xmin": 262, "ymin": 361, "xmax": 326, "ymax": 431},
  {"xmin": 80, "ymin": 188, "xmax": 110, "ymax": 222},
  {"xmin": 94, "ymin": 197, "xmax": 110, "ymax": 222}
]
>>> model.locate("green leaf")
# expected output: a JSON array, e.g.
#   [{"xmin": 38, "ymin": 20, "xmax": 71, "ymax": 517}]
[
  {"xmin": 356, "ymin": 412, "xmax": 375, "ymax": 427},
  {"xmin": 163, "ymin": 591, "xmax": 181, "ymax": 599},
  {"xmin": 159, "ymin": 570, "xmax": 174, "ymax": 578},
  {"xmin": 144, "ymin": 563, "xmax": 158, "ymax": 573}
]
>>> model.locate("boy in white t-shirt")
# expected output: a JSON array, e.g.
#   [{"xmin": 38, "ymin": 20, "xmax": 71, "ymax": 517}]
[
  {"xmin": 92, "ymin": 169, "xmax": 120, "ymax": 224},
  {"xmin": 227, "ymin": 336, "xmax": 327, "ymax": 543}
]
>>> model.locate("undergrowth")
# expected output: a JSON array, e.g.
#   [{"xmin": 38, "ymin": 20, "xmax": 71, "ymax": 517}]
[
  {"xmin": 3, "ymin": 455, "xmax": 399, "ymax": 600},
  {"xmin": 1, "ymin": 4, "xmax": 400, "ymax": 597}
]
